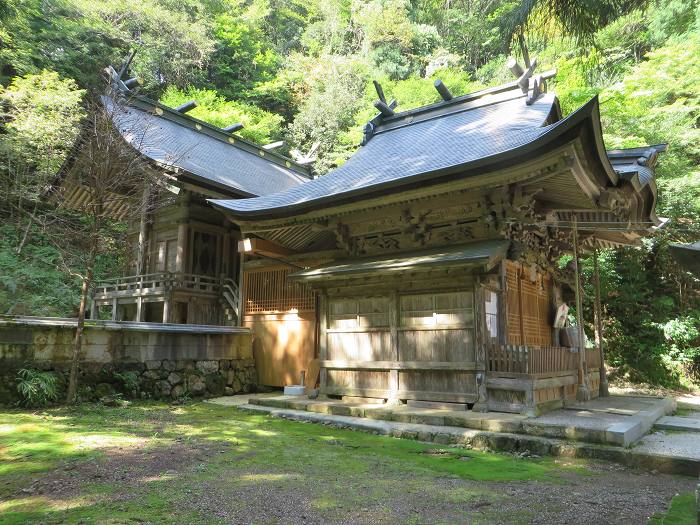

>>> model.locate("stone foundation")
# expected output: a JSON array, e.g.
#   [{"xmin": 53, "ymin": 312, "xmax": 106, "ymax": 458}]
[{"xmin": 0, "ymin": 317, "xmax": 256, "ymax": 405}]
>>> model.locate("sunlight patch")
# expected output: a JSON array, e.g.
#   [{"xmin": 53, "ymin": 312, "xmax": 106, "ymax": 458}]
[
  {"xmin": 239, "ymin": 473, "xmax": 291, "ymax": 482},
  {"xmin": 0, "ymin": 494, "xmax": 92, "ymax": 513},
  {"xmin": 250, "ymin": 429, "xmax": 277, "ymax": 437},
  {"xmin": 66, "ymin": 434, "xmax": 145, "ymax": 450}
]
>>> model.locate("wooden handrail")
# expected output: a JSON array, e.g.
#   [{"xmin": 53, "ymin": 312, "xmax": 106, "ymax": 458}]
[{"xmin": 486, "ymin": 344, "xmax": 599, "ymax": 375}]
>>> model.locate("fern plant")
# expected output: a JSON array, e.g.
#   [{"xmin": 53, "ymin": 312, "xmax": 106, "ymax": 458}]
[{"xmin": 16, "ymin": 368, "xmax": 59, "ymax": 407}]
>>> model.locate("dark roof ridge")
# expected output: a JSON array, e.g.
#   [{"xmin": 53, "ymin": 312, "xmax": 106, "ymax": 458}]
[
  {"xmin": 373, "ymin": 88, "xmax": 535, "ymax": 137},
  {"xmin": 381, "ymin": 68, "xmax": 558, "ymax": 124},
  {"xmin": 116, "ymin": 92, "xmax": 312, "ymax": 179}
]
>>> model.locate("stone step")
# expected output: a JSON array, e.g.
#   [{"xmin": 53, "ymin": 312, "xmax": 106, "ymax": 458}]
[
  {"xmin": 247, "ymin": 395, "xmax": 669, "ymax": 446},
  {"xmin": 655, "ymin": 415, "xmax": 700, "ymax": 433},
  {"xmin": 239, "ymin": 402, "xmax": 700, "ymax": 477}
]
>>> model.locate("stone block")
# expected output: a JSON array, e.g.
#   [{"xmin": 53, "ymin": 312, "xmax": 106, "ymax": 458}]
[
  {"xmin": 196, "ymin": 360, "xmax": 219, "ymax": 374},
  {"xmin": 167, "ymin": 372, "xmax": 182, "ymax": 385},
  {"xmin": 171, "ymin": 384, "xmax": 185, "ymax": 399},
  {"xmin": 142, "ymin": 370, "xmax": 161, "ymax": 381},
  {"xmin": 145, "ymin": 360, "xmax": 162, "ymax": 370},
  {"xmin": 156, "ymin": 380, "xmax": 171, "ymax": 399},
  {"xmin": 162, "ymin": 360, "xmax": 177, "ymax": 372},
  {"xmin": 187, "ymin": 374, "xmax": 206, "ymax": 396},
  {"xmin": 205, "ymin": 373, "xmax": 226, "ymax": 397},
  {"xmin": 176, "ymin": 359, "xmax": 195, "ymax": 371}
]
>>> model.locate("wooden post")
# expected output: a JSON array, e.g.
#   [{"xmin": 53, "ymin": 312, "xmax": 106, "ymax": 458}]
[
  {"xmin": 163, "ymin": 295, "xmax": 171, "ymax": 323},
  {"xmin": 136, "ymin": 296, "xmax": 143, "ymax": 322},
  {"xmin": 388, "ymin": 290, "xmax": 399, "ymax": 404},
  {"xmin": 111, "ymin": 297, "xmax": 118, "ymax": 321},
  {"xmin": 517, "ymin": 265, "xmax": 525, "ymax": 344},
  {"xmin": 237, "ymin": 251, "xmax": 245, "ymax": 326},
  {"xmin": 136, "ymin": 185, "xmax": 152, "ymax": 276},
  {"xmin": 572, "ymin": 216, "xmax": 590, "ymax": 401},
  {"xmin": 175, "ymin": 220, "xmax": 188, "ymax": 274},
  {"xmin": 318, "ymin": 291, "xmax": 328, "ymax": 396},
  {"xmin": 592, "ymin": 241, "xmax": 610, "ymax": 397},
  {"xmin": 90, "ymin": 299, "xmax": 97, "ymax": 320}
]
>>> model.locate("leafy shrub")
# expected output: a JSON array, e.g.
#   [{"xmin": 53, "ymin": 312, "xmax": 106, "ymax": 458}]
[
  {"xmin": 16, "ymin": 368, "xmax": 59, "ymax": 407},
  {"xmin": 113, "ymin": 371, "xmax": 139, "ymax": 396}
]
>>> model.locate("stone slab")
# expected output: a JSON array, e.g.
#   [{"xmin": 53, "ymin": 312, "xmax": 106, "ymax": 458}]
[
  {"xmin": 633, "ymin": 431, "xmax": 700, "ymax": 461},
  {"xmin": 237, "ymin": 403, "xmax": 700, "ymax": 476},
  {"xmin": 246, "ymin": 394, "xmax": 672, "ymax": 447},
  {"xmin": 655, "ymin": 416, "xmax": 700, "ymax": 433},
  {"xmin": 407, "ymin": 400, "xmax": 468, "ymax": 411}
]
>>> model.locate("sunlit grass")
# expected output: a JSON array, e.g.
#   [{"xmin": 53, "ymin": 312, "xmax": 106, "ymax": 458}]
[{"xmin": 0, "ymin": 401, "xmax": 596, "ymax": 524}]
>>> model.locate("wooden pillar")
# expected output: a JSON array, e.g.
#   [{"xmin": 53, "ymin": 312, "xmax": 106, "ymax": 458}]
[
  {"xmin": 221, "ymin": 230, "xmax": 231, "ymax": 277},
  {"xmin": 163, "ymin": 296, "xmax": 171, "ymax": 324},
  {"xmin": 517, "ymin": 265, "xmax": 525, "ymax": 345},
  {"xmin": 388, "ymin": 290, "xmax": 399, "ymax": 404},
  {"xmin": 175, "ymin": 220, "xmax": 188, "ymax": 274},
  {"xmin": 136, "ymin": 185, "xmax": 152, "ymax": 276},
  {"xmin": 237, "ymin": 251, "xmax": 245, "ymax": 326},
  {"xmin": 90, "ymin": 299, "xmax": 97, "ymax": 320},
  {"xmin": 572, "ymin": 216, "xmax": 590, "ymax": 401},
  {"xmin": 592, "ymin": 241, "xmax": 610, "ymax": 397},
  {"xmin": 111, "ymin": 297, "xmax": 118, "ymax": 321},
  {"xmin": 318, "ymin": 291, "xmax": 328, "ymax": 395},
  {"xmin": 136, "ymin": 296, "xmax": 143, "ymax": 322}
]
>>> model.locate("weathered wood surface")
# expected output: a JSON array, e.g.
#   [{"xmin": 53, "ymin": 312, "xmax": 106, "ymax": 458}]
[
  {"xmin": 320, "ymin": 288, "xmax": 478, "ymax": 403},
  {"xmin": 245, "ymin": 311, "xmax": 316, "ymax": 387}
]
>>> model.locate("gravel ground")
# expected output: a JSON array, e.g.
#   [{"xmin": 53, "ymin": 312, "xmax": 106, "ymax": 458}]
[
  {"xmin": 187, "ymin": 461, "xmax": 693, "ymax": 525},
  {"xmin": 13, "ymin": 440, "xmax": 693, "ymax": 525}
]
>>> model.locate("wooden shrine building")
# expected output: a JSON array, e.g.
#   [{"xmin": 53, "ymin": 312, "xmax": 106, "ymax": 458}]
[
  {"xmin": 210, "ymin": 66, "xmax": 664, "ymax": 414},
  {"xmin": 61, "ymin": 59, "xmax": 664, "ymax": 414}
]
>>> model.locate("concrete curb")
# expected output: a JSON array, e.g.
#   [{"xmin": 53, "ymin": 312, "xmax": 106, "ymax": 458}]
[{"xmin": 239, "ymin": 403, "xmax": 700, "ymax": 477}]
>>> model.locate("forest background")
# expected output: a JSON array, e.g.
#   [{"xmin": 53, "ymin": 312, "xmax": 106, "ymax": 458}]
[{"xmin": 1, "ymin": 0, "xmax": 698, "ymax": 388}]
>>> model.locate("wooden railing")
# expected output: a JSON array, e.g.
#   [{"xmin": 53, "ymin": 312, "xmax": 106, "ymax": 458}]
[
  {"xmin": 487, "ymin": 344, "xmax": 601, "ymax": 376},
  {"xmin": 95, "ymin": 272, "xmax": 222, "ymax": 295}
]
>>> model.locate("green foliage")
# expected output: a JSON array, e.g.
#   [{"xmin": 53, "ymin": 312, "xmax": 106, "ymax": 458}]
[
  {"xmin": 0, "ymin": 219, "xmax": 126, "ymax": 317},
  {"xmin": 0, "ymin": 71, "xmax": 85, "ymax": 201},
  {"xmin": 159, "ymin": 86, "xmax": 284, "ymax": 144},
  {"xmin": 112, "ymin": 371, "xmax": 139, "ymax": 396},
  {"xmin": 15, "ymin": 368, "xmax": 59, "ymax": 407},
  {"xmin": 648, "ymin": 491, "xmax": 697, "ymax": 525}
]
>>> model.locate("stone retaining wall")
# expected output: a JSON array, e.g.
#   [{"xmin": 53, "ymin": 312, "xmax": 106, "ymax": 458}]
[{"xmin": 0, "ymin": 317, "xmax": 256, "ymax": 405}]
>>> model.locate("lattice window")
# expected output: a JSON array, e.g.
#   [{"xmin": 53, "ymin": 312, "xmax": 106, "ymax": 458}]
[
  {"xmin": 506, "ymin": 261, "xmax": 552, "ymax": 346},
  {"xmin": 244, "ymin": 266, "xmax": 315, "ymax": 314}
]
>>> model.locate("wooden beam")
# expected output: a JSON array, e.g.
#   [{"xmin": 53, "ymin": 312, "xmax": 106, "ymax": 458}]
[
  {"xmin": 434, "ymin": 79, "xmax": 453, "ymax": 101},
  {"xmin": 320, "ymin": 360, "xmax": 477, "ymax": 371},
  {"xmin": 374, "ymin": 99, "xmax": 395, "ymax": 117},
  {"xmin": 237, "ymin": 237, "xmax": 297, "ymax": 257}
]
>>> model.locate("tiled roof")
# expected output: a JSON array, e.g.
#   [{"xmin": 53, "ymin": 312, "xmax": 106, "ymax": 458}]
[
  {"xmin": 607, "ymin": 145, "xmax": 666, "ymax": 191},
  {"xmin": 104, "ymin": 96, "xmax": 309, "ymax": 197},
  {"xmin": 210, "ymin": 87, "xmax": 562, "ymax": 217}
]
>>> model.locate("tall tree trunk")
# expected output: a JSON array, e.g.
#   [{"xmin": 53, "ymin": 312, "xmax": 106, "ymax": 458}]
[{"xmin": 66, "ymin": 222, "xmax": 99, "ymax": 404}]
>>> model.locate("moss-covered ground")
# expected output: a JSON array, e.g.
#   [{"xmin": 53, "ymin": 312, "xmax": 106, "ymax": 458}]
[{"xmin": 0, "ymin": 401, "xmax": 694, "ymax": 524}]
